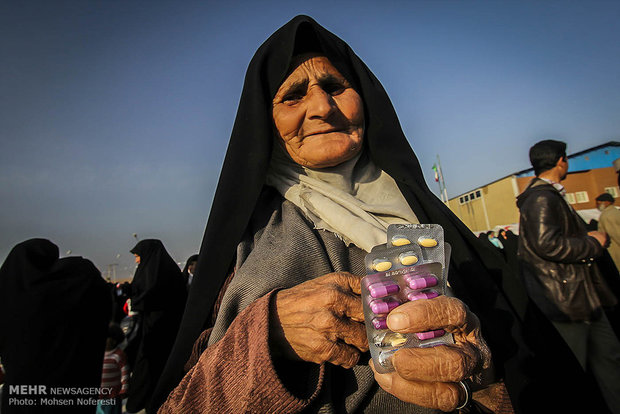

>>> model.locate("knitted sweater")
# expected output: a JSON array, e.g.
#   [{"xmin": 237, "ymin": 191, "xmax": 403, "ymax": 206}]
[{"xmin": 159, "ymin": 291, "xmax": 322, "ymax": 413}]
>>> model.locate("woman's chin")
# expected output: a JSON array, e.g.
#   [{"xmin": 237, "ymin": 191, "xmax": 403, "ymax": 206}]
[
  {"xmin": 302, "ymin": 151, "xmax": 357, "ymax": 169},
  {"xmin": 296, "ymin": 141, "xmax": 362, "ymax": 169}
]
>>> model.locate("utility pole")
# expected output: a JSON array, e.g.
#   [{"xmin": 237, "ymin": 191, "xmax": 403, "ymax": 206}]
[
  {"xmin": 433, "ymin": 155, "xmax": 449, "ymax": 203},
  {"xmin": 106, "ymin": 263, "xmax": 118, "ymax": 283}
]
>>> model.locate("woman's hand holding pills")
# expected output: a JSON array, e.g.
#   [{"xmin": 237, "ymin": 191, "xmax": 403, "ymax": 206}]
[
  {"xmin": 370, "ymin": 296, "xmax": 491, "ymax": 412},
  {"xmin": 271, "ymin": 272, "xmax": 369, "ymax": 368}
]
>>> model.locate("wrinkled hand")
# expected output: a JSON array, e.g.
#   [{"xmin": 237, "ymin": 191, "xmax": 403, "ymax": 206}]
[
  {"xmin": 271, "ymin": 272, "xmax": 368, "ymax": 368},
  {"xmin": 370, "ymin": 296, "xmax": 491, "ymax": 412}
]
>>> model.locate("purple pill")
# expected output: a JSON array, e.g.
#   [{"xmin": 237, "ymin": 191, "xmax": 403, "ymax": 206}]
[
  {"xmin": 407, "ymin": 290, "xmax": 440, "ymax": 301},
  {"xmin": 407, "ymin": 276, "xmax": 438, "ymax": 290},
  {"xmin": 368, "ymin": 281, "xmax": 400, "ymax": 298},
  {"xmin": 370, "ymin": 298, "xmax": 401, "ymax": 315},
  {"xmin": 415, "ymin": 329, "xmax": 446, "ymax": 341},
  {"xmin": 372, "ymin": 317, "xmax": 388, "ymax": 329}
]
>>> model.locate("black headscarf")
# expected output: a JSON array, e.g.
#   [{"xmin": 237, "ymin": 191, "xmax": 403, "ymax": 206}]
[
  {"xmin": 129, "ymin": 239, "xmax": 187, "ymax": 312},
  {"xmin": 181, "ymin": 254, "xmax": 198, "ymax": 286},
  {"xmin": 181, "ymin": 254, "xmax": 198, "ymax": 274},
  {"xmin": 153, "ymin": 16, "xmax": 607, "ymax": 413},
  {"xmin": 127, "ymin": 239, "xmax": 187, "ymax": 413},
  {"xmin": 0, "ymin": 238, "xmax": 111, "ymax": 413}
]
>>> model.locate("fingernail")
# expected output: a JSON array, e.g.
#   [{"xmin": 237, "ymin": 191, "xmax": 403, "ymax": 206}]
[{"xmin": 387, "ymin": 312, "xmax": 408, "ymax": 330}]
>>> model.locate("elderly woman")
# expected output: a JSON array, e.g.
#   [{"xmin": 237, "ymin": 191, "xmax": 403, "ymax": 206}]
[{"xmin": 153, "ymin": 16, "xmax": 606, "ymax": 414}]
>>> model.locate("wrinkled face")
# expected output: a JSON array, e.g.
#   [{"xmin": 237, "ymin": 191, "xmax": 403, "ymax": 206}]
[{"xmin": 272, "ymin": 55, "xmax": 364, "ymax": 168}]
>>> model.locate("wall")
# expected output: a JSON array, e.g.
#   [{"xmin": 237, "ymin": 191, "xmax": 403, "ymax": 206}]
[
  {"xmin": 483, "ymin": 177, "xmax": 520, "ymax": 226},
  {"xmin": 449, "ymin": 176, "xmax": 519, "ymax": 232}
]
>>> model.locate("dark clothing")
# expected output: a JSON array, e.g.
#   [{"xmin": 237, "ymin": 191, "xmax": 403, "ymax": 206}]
[
  {"xmin": 516, "ymin": 178, "xmax": 616, "ymax": 321},
  {"xmin": 109, "ymin": 282, "xmax": 129, "ymax": 324},
  {"xmin": 130, "ymin": 240, "xmax": 187, "ymax": 314},
  {"xmin": 596, "ymin": 251, "xmax": 620, "ymax": 338},
  {"xmin": 0, "ymin": 239, "xmax": 111, "ymax": 413},
  {"xmin": 500, "ymin": 230, "xmax": 519, "ymax": 271},
  {"xmin": 552, "ymin": 314, "xmax": 620, "ymax": 413},
  {"xmin": 126, "ymin": 240, "xmax": 187, "ymax": 414},
  {"xmin": 517, "ymin": 178, "xmax": 620, "ymax": 413}
]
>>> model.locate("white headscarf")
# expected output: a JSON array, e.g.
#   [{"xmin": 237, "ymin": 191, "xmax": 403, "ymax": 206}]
[{"xmin": 266, "ymin": 144, "xmax": 419, "ymax": 252}]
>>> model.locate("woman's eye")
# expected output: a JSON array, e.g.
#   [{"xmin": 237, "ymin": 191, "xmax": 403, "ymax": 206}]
[
  {"xmin": 323, "ymin": 83, "xmax": 346, "ymax": 96},
  {"xmin": 281, "ymin": 91, "xmax": 304, "ymax": 103}
]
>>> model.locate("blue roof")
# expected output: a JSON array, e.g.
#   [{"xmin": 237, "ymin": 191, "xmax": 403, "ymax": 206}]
[{"xmin": 515, "ymin": 142, "xmax": 620, "ymax": 178}]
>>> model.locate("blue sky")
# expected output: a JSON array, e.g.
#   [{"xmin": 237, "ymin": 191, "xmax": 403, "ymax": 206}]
[{"xmin": 2, "ymin": 0, "xmax": 620, "ymax": 278}]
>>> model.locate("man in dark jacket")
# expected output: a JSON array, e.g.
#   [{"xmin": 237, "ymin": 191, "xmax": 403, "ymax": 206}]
[{"xmin": 517, "ymin": 139, "xmax": 620, "ymax": 413}]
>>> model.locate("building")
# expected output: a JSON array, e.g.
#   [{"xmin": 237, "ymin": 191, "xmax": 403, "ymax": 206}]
[{"xmin": 448, "ymin": 141, "xmax": 620, "ymax": 233}]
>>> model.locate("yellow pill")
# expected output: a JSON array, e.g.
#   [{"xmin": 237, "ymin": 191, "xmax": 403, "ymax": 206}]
[
  {"xmin": 418, "ymin": 237, "xmax": 438, "ymax": 248},
  {"xmin": 375, "ymin": 332, "xmax": 407, "ymax": 348},
  {"xmin": 399, "ymin": 254, "xmax": 418, "ymax": 266},
  {"xmin": 373, "ymin": 260, "xmax": 393, "ymax": 272},
  {"xmin": 391, "ymin": 237, "xmax": 411, "ymax": 246},
  {"xmin": 389, "ymin": 335, "xmax": 408, "ymax": 347}
]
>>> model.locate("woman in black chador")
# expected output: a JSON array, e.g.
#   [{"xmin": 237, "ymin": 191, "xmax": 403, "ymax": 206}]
[
  {"xmin": 181, "ymin": 254, "xmax": 198, "ymax": 290},
  {"xmin": 125, "ymin": 239, "xmax": 186, "ymax": 413},
  {"xmin": 152, "ymin": 16, "xmax": 611, "ymax": 413},
  {"xmin": 0, "ymin": 238, "xmax": 110, "ymax": 413}
]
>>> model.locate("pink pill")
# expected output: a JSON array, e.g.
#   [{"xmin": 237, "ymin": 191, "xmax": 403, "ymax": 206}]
[
  {"xmin": 407, "ymin": 290, "xmax": 440, "ymax": 301},
  {"xmin": 372, "ymin": 317, "xmax": 388, "ymax": 329},
  {"xmin": 407, "ymin": 276, "xmax": 438, "ymax": 290},
  {"xmin": 370, "ymin": 298, "xmax": 401, "ymax": 315},
  {"xmin": 368, "ymin": 281, "xmax": 400, "ymax": 298},
  {"xmin": 415, "ymin": 329, "xmax": 446, "ymax": 340}
]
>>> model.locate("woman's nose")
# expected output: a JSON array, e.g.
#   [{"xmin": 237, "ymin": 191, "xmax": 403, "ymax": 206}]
[{"xmin": 306, "ymin": 87, "xmax": 335, "ymax": 119}]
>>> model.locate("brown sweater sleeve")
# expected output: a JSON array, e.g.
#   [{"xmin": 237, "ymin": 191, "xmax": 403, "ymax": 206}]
[{"xmin": 159, "ymin": 290, "xmax": 325, "ymax": 413}]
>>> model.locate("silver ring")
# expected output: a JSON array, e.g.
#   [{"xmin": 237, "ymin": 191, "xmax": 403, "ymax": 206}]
[{"xmin": 455, "ymin": 380, "xmax": 471, "ymax": 410}]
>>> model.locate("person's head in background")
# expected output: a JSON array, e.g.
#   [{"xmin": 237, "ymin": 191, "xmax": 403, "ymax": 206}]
[
  {"xmin": 186, "ymin": 255, "xmax": 198, "ymax": 276},
  {"xmin": 596, "ymin": 193, "xmax": 615, "ymax": 211},
  {"xmin": 529, "ymin": 140, "xmax": 568, "ymax": 181}
]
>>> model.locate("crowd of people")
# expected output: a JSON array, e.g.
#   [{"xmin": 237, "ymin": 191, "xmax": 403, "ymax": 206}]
[
  {"xmin": 2, "ymin": 15, "xmax": 620, "ymax": 414},
  {"xmin": 0, "ymin": 237, "xmax": 197, "ymax": 414}
]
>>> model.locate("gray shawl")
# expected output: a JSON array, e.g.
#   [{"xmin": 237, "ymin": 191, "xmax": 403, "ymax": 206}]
[{"xmin": 208, "ymin": 195, "xmax": 437, "ymax": 413}]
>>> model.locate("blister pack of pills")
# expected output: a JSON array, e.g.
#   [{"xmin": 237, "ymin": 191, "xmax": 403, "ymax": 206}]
[{"xmin": 361, "ymin": 224, "xmax": 453, "ymax": 374}]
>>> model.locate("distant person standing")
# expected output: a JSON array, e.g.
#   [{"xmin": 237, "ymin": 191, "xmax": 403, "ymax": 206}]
[
  {"xmin": 487, "ymin": 232, "xmax": 504, "ymax": 249},
  {"xmin": 597, "ymin": 192, "xmax": 620, "ymax": 271},
  {"xmin": 499, "ymin": 229, "xmax": 519, "ymax": 270},
  {"xmin": 181, "ymin": 254, "xmax": 198, "ymax": 290},
  {"xmin": 517, "ymin": 140, "xmax": 620, "ymax": 413},
  {"xmin": 0, "ymin": 239, "xmax": 111, "ymax": 413},
  {"xmin": 126, "ymin": 239, "xmax": 187, "ymax": 414}
]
